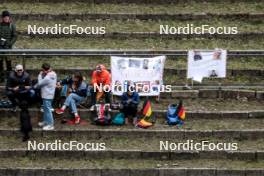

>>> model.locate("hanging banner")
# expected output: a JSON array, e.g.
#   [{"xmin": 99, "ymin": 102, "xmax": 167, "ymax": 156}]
[
  {"xmin": 111, "ymin": 56, "xmax": 166, "ymax": 96},
  {"xmin": 187, "ymin": 49, "xmax": 227, "ymax": 82}
]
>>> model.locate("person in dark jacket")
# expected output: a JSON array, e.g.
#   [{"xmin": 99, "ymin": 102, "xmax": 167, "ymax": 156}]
[
  {"xmin": 6, "ymin": 64, "xmax": 33, "ymax": 111},
  {"xmin": 55, "ymin": 72, "xmax": 87, "ymax": 124},
  {"xmin": 121, "ymin": 84, "xmax": 140, "ymax": 125},
  {"xmin": 0, "ymin": 10, "xmax": 17, "ymax": 82}
]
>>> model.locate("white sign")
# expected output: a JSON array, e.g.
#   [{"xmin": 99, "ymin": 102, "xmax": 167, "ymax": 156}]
[
  {"xmin": 187, "ymin": 49, "xmax": 227, "ymax": 82},
  {"xmin": 111, "ymin": 56, "xmax": 166, "ymax": 96}
]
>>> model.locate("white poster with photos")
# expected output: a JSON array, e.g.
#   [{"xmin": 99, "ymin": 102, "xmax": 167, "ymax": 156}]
[
  {"xmin": 187, "ymin": 49, "xmax": 227, "ymax": 82},
  {"xmin": 111, "ymin": 56, "xmax": 166, "ymax": 96}
]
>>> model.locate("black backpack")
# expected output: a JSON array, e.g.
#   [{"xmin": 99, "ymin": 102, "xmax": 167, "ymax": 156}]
[{"xmin": 93, "ymin": 104, "xmax": 111, "ymax": 125}]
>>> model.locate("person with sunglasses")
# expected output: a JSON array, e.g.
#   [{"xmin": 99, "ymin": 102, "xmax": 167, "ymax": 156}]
[{"xmin": 6, "ymin": 64, "xmax": 33, "ymax": 111}]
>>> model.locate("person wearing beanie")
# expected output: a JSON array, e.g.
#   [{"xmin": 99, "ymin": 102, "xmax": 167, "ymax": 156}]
[{"xmin": 0, "ymin": 10, "xmax": 17, "ymax": 82}]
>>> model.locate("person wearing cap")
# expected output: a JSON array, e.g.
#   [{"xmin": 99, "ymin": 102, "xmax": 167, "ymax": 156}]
[
  {"xmin": 34, "ymin": 63, "xmax": 57, "ymax": 131},
  {"xmin": 0, "ymin": 10, "xmax": 17, "ymax": 82},
  {"xmin": 6, "ymin": 64, "xmax": 33, "ymax": 111},
  {"xmin": 90, "ymin": 64, "xmax": 111, "ymax": 110}
]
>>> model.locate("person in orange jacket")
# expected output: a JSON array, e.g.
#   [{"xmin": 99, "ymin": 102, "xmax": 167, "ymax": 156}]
[{"xmin": 90, "ymin": 64, "xmax": 111, "ymax": 109}]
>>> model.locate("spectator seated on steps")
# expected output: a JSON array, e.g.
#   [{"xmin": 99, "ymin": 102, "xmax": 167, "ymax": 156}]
[{"xmin": 55, "ymin": 72, "xmax": 88, "ymax": 124}]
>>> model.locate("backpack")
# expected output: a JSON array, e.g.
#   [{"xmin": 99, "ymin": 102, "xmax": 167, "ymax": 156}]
[
  {"xmin": 166, "ymin": 102, "xmax": 185, "ymax": 126},
  {"xmin": 112, "ymin": 112, "xmax": 125, "ymax": 125},
  {"xmin": 93, "ymin": 103, "xmax": 111, "ymax": 125},
  {"xmin": 0, "ymin": 100, "xmax": 13, "ymax": 108}
]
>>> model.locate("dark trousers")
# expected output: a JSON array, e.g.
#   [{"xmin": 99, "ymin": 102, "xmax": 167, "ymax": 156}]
[
  {"xmin": 122, "ymin": 104, "xmax": 138, "ymax": 118},
  {"xmin": 6, "ymin": 90, "xmax": 31, "ymax": 107},
  {"xmin": 90, "ymin": 88, "xmax": 111, "ymax": 105},
  {"xmin": 0, "ymin": 45, "xmax": 12, "ymax": 82},
  {"xmin": 0, "ymin": 57, "xmax": 12, "ymax": 82}
]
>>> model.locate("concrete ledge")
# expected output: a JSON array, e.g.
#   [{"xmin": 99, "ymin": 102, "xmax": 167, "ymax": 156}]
[
  {"xmin": 0, "ymin": 168, "xmax": 264, "ymax": 176},
  {"xmin": 1, "ymin": 108, "xmax": 264, "ymax": 119},
  {"xmin": 0, "ymin": 149, "xmax": 263, "ymax": 161},
  {"xmin": 0, "ymin": 128, "xmax": 264, "ymax": 140}
]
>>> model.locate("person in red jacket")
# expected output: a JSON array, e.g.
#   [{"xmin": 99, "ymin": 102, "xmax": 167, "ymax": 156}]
[{"xmin": 90, "ymin": 64, "xmax": 111, "ymax": 109}]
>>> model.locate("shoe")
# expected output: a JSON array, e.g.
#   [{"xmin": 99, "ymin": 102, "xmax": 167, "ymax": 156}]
[
  {"xmin": 133, "ymin": 117, "xmax": 138, "ymax": 125},
  {"xmin": 38, "ymin": 121, "xmax": 46, "ymax": 127},
  {"xmin": 56, "ymin": 108, "xmax": 65, "ymax": 114},
  {"xmin": 22, "ymin": 135, "xmax": 30, "ymax": 142},
  {"xmin": 43, "ymin": 125, "xmax": 54, "ymax": 131},
  {"xmin": 12, "ymin": 106, "xmax": 17, "ymax": 112},
  {"xmin": 89, "ymin": 105, "xmax": 95, "ymax": 111},
  {"xmin": 74, "ymin": 115, "xmax": 81, "ymax": 124}
]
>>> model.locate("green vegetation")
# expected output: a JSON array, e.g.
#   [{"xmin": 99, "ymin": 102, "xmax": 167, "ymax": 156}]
[
  {"xmin": 1, "ymin": 2, "xmax": 263, "ymax": 14},
  {"xmin": 0, "ymin": 136, "xmax": 264, "ymax": 151},
  {"xmin": 16, "ymin": 19, "xmax": 264, "ymax": 33},
  {"xmin": 15, "ymin": 37, "xmax": 264, "ymax": 49},
  {"xmin": 0, "ymin": 157, "xmax": 263, "ymax": 169}
]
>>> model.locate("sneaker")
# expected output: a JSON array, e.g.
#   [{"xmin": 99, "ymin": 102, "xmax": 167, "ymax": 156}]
[
  {"xmin": 12, "ymin": 106, "xmax": 17, "ymax": 112},
  {"xmin": 40, "ymin": 107, "xmax": 44, "ymax": 112},
  {"xmin": 56, "ymin": 108, "xmax": 65, "ymax": 115},
  {"xmin": 133, "ymin": 117, "xmax": 138, "ymax": 125},
  {"xmin": 89, "ymin": 105, "xmax": 95, "ymax": 111},
  {"xmin": 74, "ymin": 115, "xmax": 81, "ymax": 124},
  {"xmin": 43, "ymin": 125, "xmax": 54, "ymax": 131},
  {"xmin": 38, "ymin": 121, "xmax": 46, "ymax": 127}
]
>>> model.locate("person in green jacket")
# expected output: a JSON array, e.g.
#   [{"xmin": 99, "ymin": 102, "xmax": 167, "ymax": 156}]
[{"xmin": 0, "ymin": 10, "xmax": 17, "ymax": 82}]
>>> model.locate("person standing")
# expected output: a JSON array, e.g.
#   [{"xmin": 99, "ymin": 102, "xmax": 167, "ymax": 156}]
[
  {"xmin": 34, "ymin": 63, "xmax": 57, "ymax": 130},
  {"xmin": 0, "ymin": 10, "xmax": 17, "ymax": 82}
]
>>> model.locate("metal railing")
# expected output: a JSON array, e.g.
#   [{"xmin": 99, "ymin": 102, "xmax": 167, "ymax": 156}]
[{"xmin": 0, "ymin": 49, "xmax": 264, "ymax": 56}]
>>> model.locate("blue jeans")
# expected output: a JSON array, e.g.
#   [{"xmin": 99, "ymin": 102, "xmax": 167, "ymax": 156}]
[
  {"xmin": 64, "ymin": 93, "xmax": 85, "ymax": 114},
  {"xmin": 42, "ymin": 99, "xmax": 54, "ymax": 126}
]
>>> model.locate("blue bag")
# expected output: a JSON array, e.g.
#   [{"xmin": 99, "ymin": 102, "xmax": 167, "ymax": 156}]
[
  {"xmin": 112, "ymin": 113, "xmax": 125, "ymax": 125},
  {"xmin": 167, "ymin": 104, "xmax": 184, "ymax": 126}
]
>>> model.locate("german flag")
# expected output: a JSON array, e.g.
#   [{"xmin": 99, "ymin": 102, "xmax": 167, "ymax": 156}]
[
  {"xmin": 177, "ymin": 100, "xmax": 186, "ymax": 120},
  {"xmin": 142, "ymin": 100, "xmax": 152, "ymax": 117}
]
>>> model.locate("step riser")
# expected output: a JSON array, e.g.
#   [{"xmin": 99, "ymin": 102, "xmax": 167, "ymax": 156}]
[
  {"xmin": 0, "ymin": 168, "xmax": 263, "ymax": 176},
  {"xmin": 1, "ymin": 130, "xmax": 263, "ymax": 140},
  {"xmin": 0, "ymin": 109, "xmax": 264, "ymax": 119},
  {"xmin": 3, "ymin": 69, "xmax": 264, "ymax": 78},
  {"xmin": 0, "ymin": 150, "xmax": 263, "ymax": 161}
]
